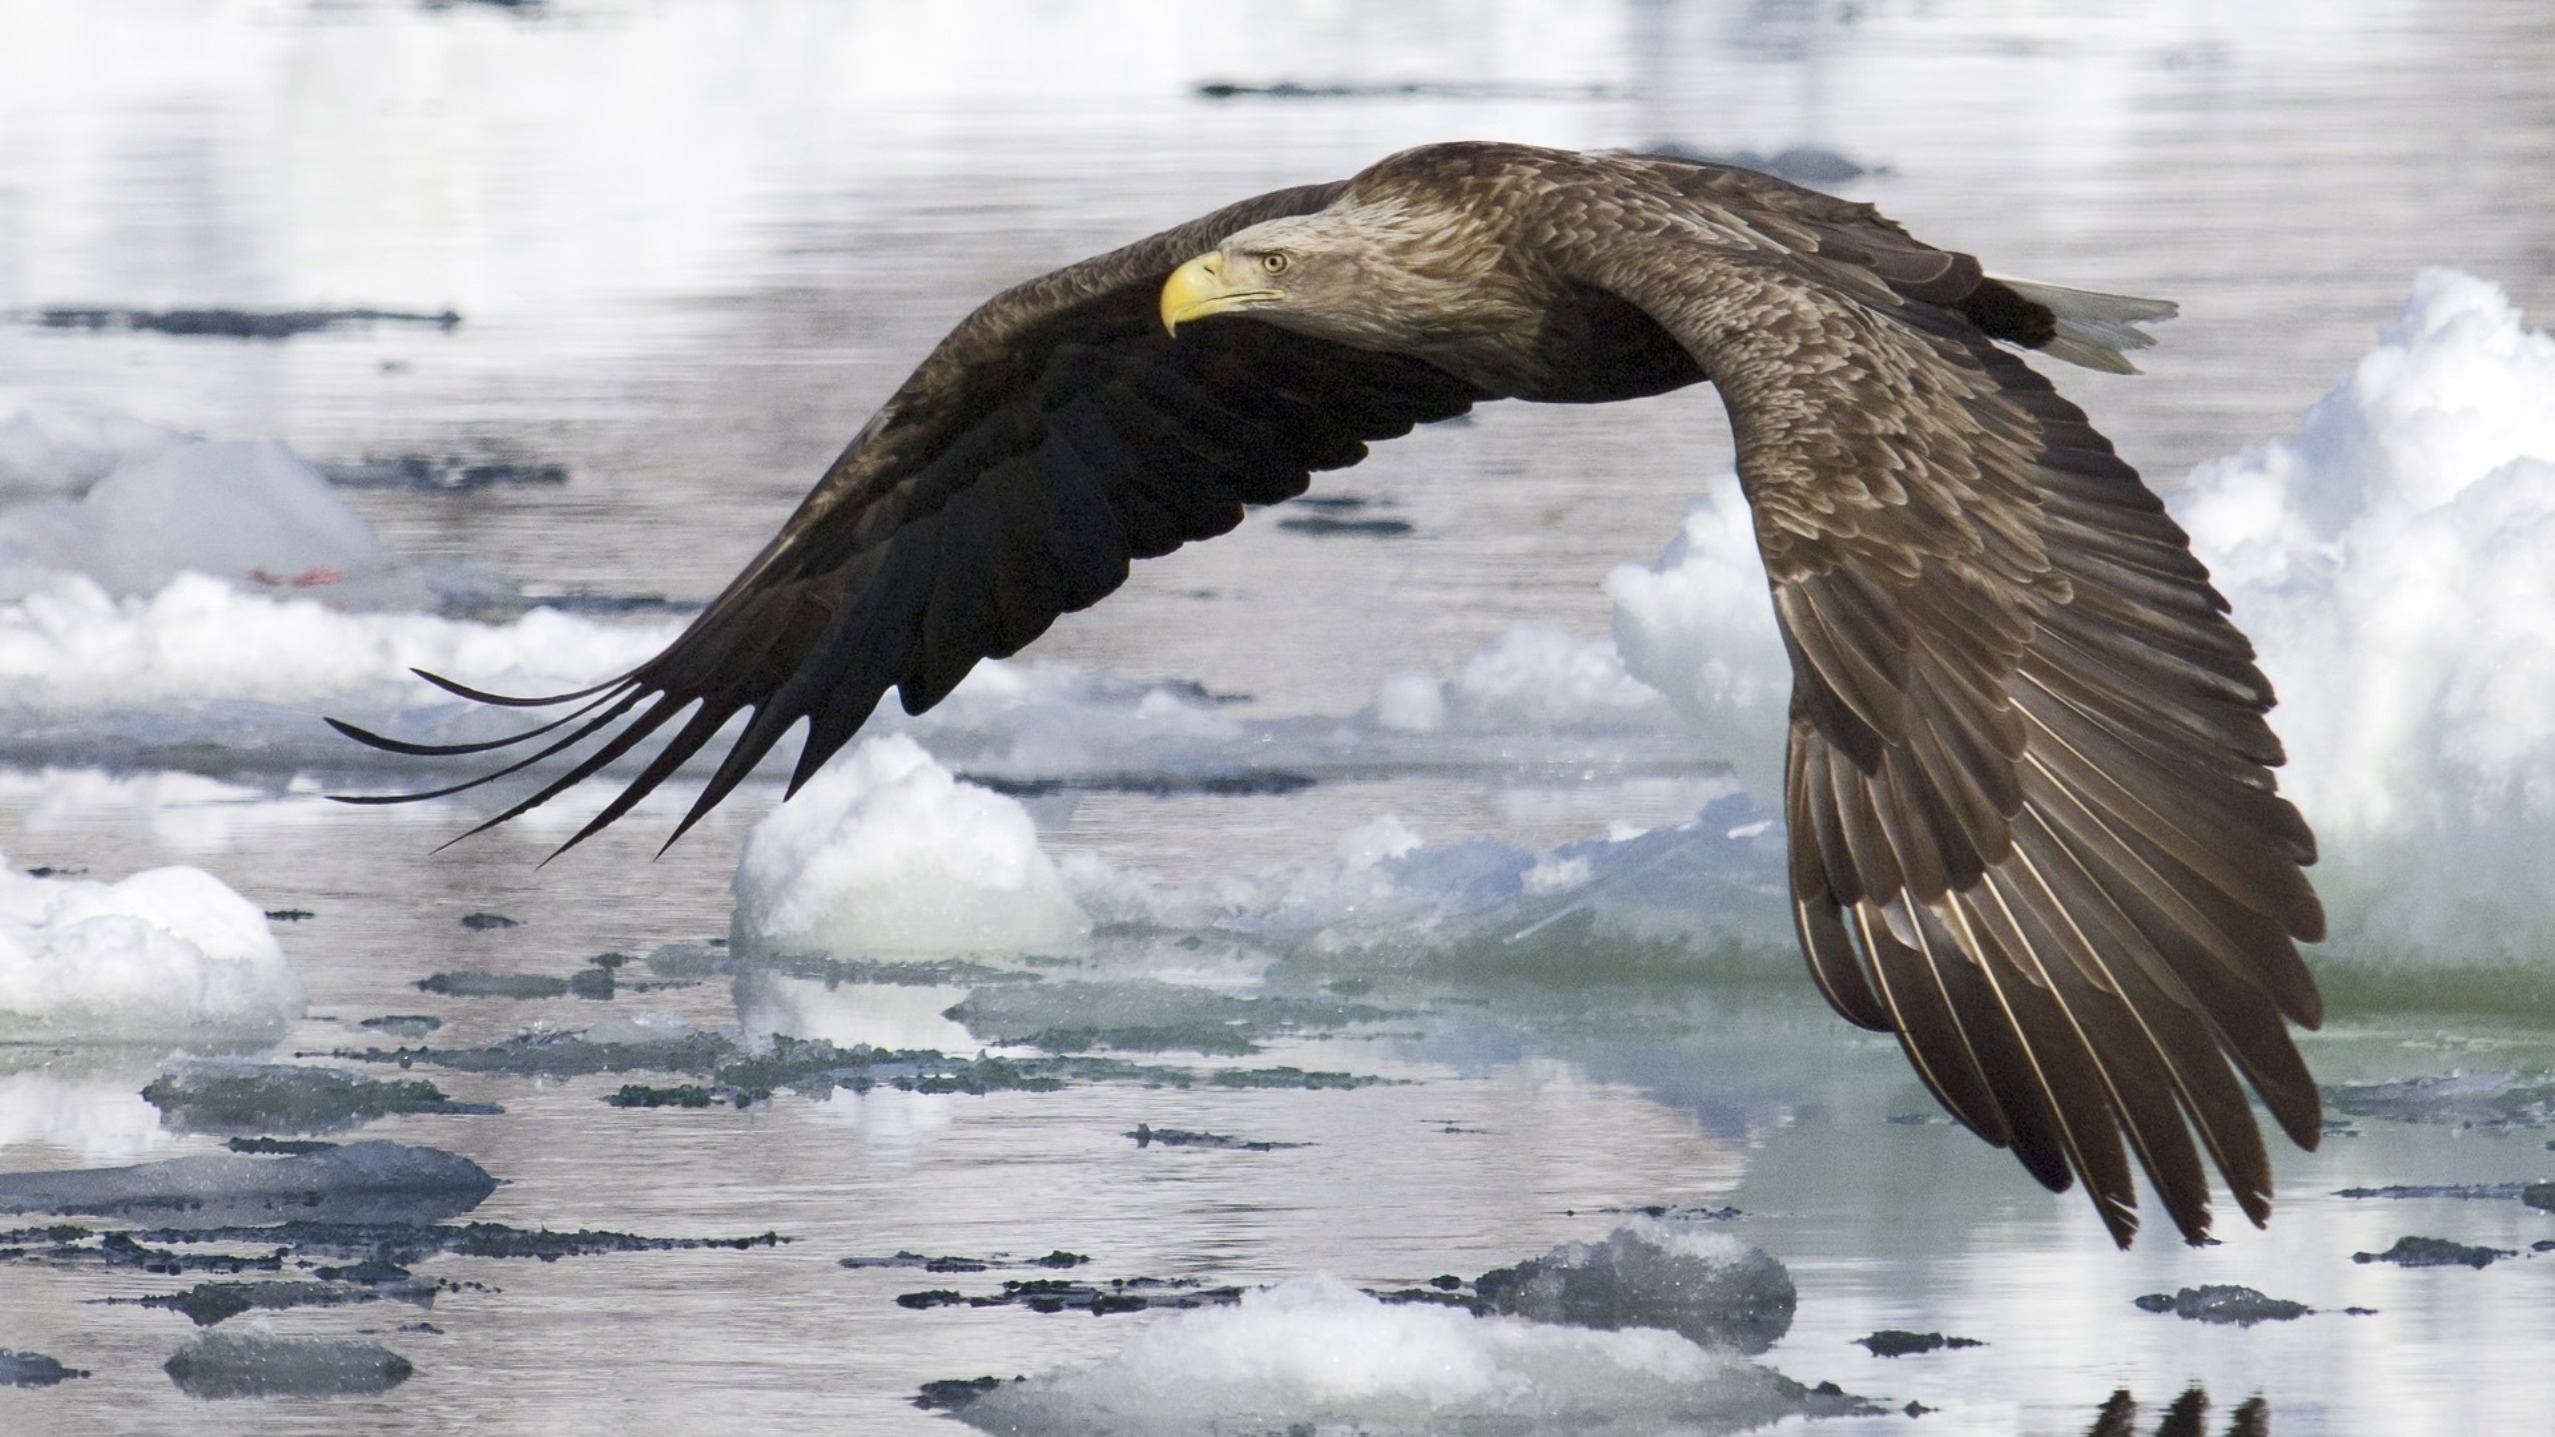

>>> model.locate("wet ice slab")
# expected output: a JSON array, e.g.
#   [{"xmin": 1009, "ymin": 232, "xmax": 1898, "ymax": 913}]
[
  {"xmin": 0, "ymin": 1139, "xmax": 495, "ymax": 1226},
  {"xmin": 163, "ymin": 1329, "xmax": 413, "ymax": 1399}
]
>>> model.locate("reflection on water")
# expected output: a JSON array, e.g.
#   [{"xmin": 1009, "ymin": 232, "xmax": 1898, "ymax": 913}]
[
  {"xmin": 2089, "ymin": 1389, "xmax": 2271, "ymax": 1437},
  {"xmin": 1, "ymin": 0, "xmax": 2552, "ymax": 1433}
]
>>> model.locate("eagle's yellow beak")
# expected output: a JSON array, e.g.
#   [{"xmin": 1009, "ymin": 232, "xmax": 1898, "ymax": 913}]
[{"xmin": 1160, "ymin": 252, "xmax": 1280, "ymax": 334}]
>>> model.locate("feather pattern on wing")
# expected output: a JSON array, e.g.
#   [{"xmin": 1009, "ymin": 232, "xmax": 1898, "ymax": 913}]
[{"xmin": 1538, "ymin": 151, "xmax": 2320, "ymax": 1244}]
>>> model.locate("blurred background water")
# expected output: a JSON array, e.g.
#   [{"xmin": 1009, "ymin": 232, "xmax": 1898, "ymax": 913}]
[{"xmin": 1, "ymin": 1, "xmax": 2551, "ymax": 1433}]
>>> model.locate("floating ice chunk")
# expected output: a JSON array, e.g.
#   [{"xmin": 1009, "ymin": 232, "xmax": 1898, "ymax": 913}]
[
  {"xmin": 1439, "ymin": 623, "xmax": 1673, "ymax": 731},
  {"xmin": 1063, "ymin": 794, "xmax": 1789, "ymax": 962},
  {"xmin": 1337, "ymin": 814, "xmax": 1425, "ymax": 871},
  {"xmin": 0, "ymin": 440, "xmax": 381, "ymax": 598},
  {"xmin": 0, "ymin": 852, "xmax": 305, "ymax": 1048},
  {"xmin": 1605, "ymin": 475, "xmax": 1790, "ymax": 805},
  {"xmin": 0, "ymin": 393, "xmax": 191, "ymax": 498},
  {"xmin": 1373, "ymin": 672, "xmax": 1448, "ymax": 733},
  {"xmin": 0, "ymin": 569, "xmax": 674, "ymax": 716},
  {"xmin": 2178, "ymin": 270, "xmax": 2555, "ymax": 961},
  {"xmin": 0, "ymin": 1138, "xmax": 495, "ymax": 1227},
  {"xmin": 1366, "ymin": 624, "xmax": 1669, "ymax": 737},
  {"xmin": 953, "ymin": 1272, "xmax": 1867, "ymax": 1436},
  {"xmin": 731, "ymin": 734, "xmax": 1089, "ymax": 959},
  {"xmin": 1475, "ymin": 1221, "xmax": 1797, "ymax": 1355},
  {"xmin": 164, "ymin": 1327, "xmax": 413, "ymax": 1399}
]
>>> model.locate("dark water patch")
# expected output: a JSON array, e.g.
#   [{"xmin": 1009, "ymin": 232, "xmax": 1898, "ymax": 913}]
[
  {"xmin": 145, "ymin": 1063, "xmax": 499, "ymax": 1134},
  {"xmin": 603, "ymin": 1084, "xmax": 726, "ymax": 1109},
  {"xmin": 917, "ymin": 1375, "xmax": 1009, "ymax": 1412},
  {"xmin": 844, "ymin": 1250, "xmax": 1087, "ymax": 1272},
  {"xmin": 1583, "ymin": 1203, "xmax": 1747, "ymax": 1221},
  {"xmin": 0, "ymin": 1141, "xmax": 495, "ymax": 1227},
  {"xmin": 1290, "ymin": 494, "xmax": 1373, "ymax": 510},
  {"xmin": 897, "ymin": 1274, "xmax": 1243, "ymax": 1316},
  {"xmin": 0, "ymin": 1227, "xmax": 287, "ymax": 1276},
  {"xmin": 1129, "ymin": 1123, "xmax": 1307, "ymax": 1151},
  {"xmin": 1856, "ymin": 1329, "xmax": 1986, "ymax": 1357},
  {"xmin": 0, "ymin": 1348, "xmax": 89, "ymax": 1386},
  {"xmin": 34, "ymin": 306, "xmax": 459, "ymax": 339},
  {"xmin": 417, "ymin": 970, "xmax": 565, "ymax": 999},
  {"xmin": 323, "ymin": 453, "xmax": 568, "ymax": 490},
  {"xmin": 346, "ymin": 1031, "xmax": 1385, "ymax": 1105},
  {"xmin": 966, "ymin": 769, "xmax": 1318, "ymax": 798},
  {"xmin": 165, "ymin": 1331, "xmax": 412, "ymax": 1399},
  {"xmin": 131, "ymin": 1274, "xmax": 431, "ymax": 1326},
  {"xmin": 2133, "ymin": 1285, "xmax": 2313, "ymax": 1325},
  {"xmin": 2333, "ymin": 1182, "xmax": 2537, "ymax": 1200},
  {"xmin": 1276, "ymin": 515, "xmax": 1414, "ymax": 537},
  {"xmin": 2352, "ymin": 1236, "xmax": 2516, "ymax": 1269},
  {"xmin": 9, "ymin": 1220, "xmax": 782, "ymax": 1271},
  {"xmin": 459, "ymin": 912, "xmax": 518, "ymax": 930}
]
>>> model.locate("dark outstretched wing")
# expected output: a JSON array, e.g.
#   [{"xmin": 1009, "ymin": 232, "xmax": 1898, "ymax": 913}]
[
  {"xmin": 333, "ymin": 182, "xmax": 1483, "ymax": 850},
  {"xmin": 1556, "ymin": 162, "xmax": 2324, "ymax": 1246}
]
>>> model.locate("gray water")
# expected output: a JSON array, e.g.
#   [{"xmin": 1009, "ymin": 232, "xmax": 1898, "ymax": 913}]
[{"xmin": 3, "ymin": 1, "xmax": 2554, "ymax": 1433}]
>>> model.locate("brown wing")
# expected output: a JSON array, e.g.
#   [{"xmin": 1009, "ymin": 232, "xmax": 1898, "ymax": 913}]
[
  {"xmin": 332, "ymin": 182, "xmax": 1483, "ymax": 850},
  {"xmin": 1556, "ymin": 166, "xmax": 2324, "ymax": 1246}
]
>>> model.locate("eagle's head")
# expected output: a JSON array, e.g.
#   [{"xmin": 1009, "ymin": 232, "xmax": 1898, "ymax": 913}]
[{"xmin": 1158, "ymin": 199, "xmax": 1528, "ymax": 357}]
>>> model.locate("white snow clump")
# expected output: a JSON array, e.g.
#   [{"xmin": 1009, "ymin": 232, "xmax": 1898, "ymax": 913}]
[
  {"xmin": 2180, "ymin": 269, "xmax": 2555, "ymax": 962},
  {"xmin": 729, "ymin": 734, "xmax": 1089, "ymax": 959},
  {"xmin": 1604, "ymin": 474, "xmax": 1789, "ymax": 806},
  {"xmin": 954, "ymin": 1272, "xmax": 1854, "ymax": 1436},
  {"xmin": 1370, "ymin": 622, "xmax": 1669, "ymax": 735},
  {"xmin": 0, "ymin": 851, "xmax": 305, "ymax": 1047}
]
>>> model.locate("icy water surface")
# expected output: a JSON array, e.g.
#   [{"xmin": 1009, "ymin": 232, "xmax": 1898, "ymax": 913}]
[{"xmin": 3, "ymin": 1, "xmax": 2555, "ymax": 1433}]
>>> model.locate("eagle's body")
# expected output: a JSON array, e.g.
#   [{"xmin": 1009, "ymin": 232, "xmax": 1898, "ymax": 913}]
[{"xmin": 342, "ymin": 143, "xmax": 2324, "ymax": 1248}]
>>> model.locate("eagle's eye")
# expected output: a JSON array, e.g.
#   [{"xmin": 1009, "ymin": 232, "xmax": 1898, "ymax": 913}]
[{"xmin": 1260, "ymin": 252, "xmax": 1289, "ymax": 275}]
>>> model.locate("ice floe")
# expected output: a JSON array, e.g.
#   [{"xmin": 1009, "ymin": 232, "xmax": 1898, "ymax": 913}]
[
  {"xmin": 731, "ymin": 734, "xmax": 1090, "ymax": 959},
  {"xmin": 950, "ymin": 1272, "xmax": 1869, "ymax": 1436},
  {"xmin": 1605, "ymin": 472, "xmax": 1791, "ymax": 808},
  {"xmin": 0, "ymin": 1138, "xmax": 495, "ymax": 1227},
  {"xmin": 0, "ymin": 852, "xmax": 305, "ymax": 1048},
  {"xmin": 0, "ymin": 392, "xmax": 191, "ymax": 498},
  {"xmin": 1474, "ymin": 1221, "xmax": 1797, "ymax": 1356},
  {"xmin": 163, "ymin": 1326, "xmax": 413, "ymax": 1399}
]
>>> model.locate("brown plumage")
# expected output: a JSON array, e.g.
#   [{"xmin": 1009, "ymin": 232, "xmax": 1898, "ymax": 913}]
[{"xmin": 335, "ymin": 142, "xmax": 2323, "ymax": 1247}]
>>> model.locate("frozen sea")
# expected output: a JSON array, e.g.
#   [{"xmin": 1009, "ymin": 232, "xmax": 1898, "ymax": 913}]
[{"xmin": 3, "ymin": 1, "xmax": 2554, "ymax": 1433}]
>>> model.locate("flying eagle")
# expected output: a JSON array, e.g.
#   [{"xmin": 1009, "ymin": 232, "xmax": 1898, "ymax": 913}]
[{"xmin": 337, "ymin": 142, "xmax": 2323, "ymax": 1248}]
